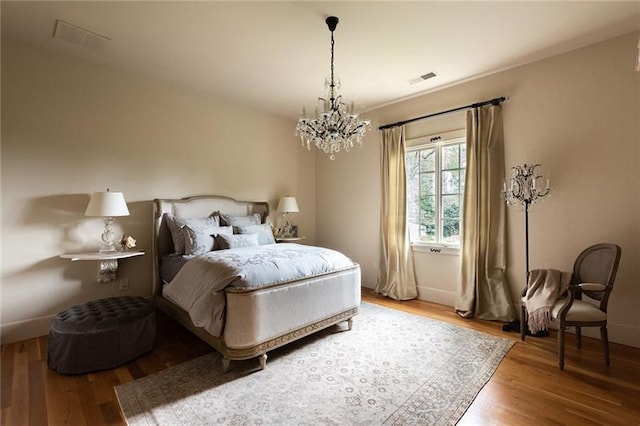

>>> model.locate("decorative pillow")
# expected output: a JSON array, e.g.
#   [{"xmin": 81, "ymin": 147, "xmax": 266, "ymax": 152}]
[
  {"xmin": 216, "ymin": 233, "xmax": 260, "ymax": 250},
  {"xmin": 219, "ymin": 213, "xmax": 262, "ymax": 227},
  {"xmin": 184, "ymin": 225, "xmax": 233, "ymax": 255},
  {"xmin": 234, "ymin": 223, "xmax": 276, "ymax": 245},
  {"xmin": 164, "ymin": 214, "xmax": 219, "ymax": 255}
]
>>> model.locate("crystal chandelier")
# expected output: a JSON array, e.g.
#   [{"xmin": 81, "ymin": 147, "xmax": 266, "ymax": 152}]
[{"xmin": 296, "ymin": 16, "xmax": 371, "ymax": 160}]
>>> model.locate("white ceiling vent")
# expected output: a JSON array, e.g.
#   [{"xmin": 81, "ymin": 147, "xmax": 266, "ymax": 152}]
[
  {"xmin": 409, "ymin": 72, "xmax": 438, "ymax": 85},
  {"xmin": 53, "ymin": 19, "xmax": 111, "ymax": 53}
]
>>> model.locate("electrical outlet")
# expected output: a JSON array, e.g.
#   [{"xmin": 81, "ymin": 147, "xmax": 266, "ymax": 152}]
[{"xmin": 118, "ymin": 278, "xmax": 129, "ymax": 291}]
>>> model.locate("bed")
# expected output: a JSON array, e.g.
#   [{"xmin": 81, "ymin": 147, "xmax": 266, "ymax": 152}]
[{"xmin": 152, "ymin": 195, "xmax": 361, "ymax": 370}]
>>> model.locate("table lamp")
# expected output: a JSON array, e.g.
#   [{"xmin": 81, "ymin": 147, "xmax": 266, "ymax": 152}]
[
  {"xmin": 85, "ymin": 189, "xmax": 130, "ymax": 252},
  {"xmin": 277, "ymin": 196, "xmax": 299, "ymax": 237}
]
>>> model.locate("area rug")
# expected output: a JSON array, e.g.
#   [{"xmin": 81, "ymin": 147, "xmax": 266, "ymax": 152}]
[{"xmin": 115, "ymin": 302, "xmax": 513, "ymax": 425}]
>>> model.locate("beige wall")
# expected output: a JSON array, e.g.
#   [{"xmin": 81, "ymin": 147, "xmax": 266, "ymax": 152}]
[
  {"xmin": 1, "ymin": 39, "xmax": 316, "ymax": 343},
  {"xmin": 3, "ymin": 31, "xmax": 639, "ymax": 348},
  {"xmin": 317, "ymin": 31, "xmax": 640, "ymax": 347}
]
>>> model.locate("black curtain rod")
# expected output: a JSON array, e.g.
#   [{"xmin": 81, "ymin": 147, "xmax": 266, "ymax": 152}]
[{"xmin": 378, "ymin": 96, "xmax": 506, "ymax": 130}]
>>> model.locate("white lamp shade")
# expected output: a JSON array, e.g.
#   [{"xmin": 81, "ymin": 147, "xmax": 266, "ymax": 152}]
[
  {"xmin": 85, "ymin": 191, "xmax": 130, "ymax": 217},
  {"xmin": 277, "ymin": 196, "xmax": 299, "ymax": 213}
]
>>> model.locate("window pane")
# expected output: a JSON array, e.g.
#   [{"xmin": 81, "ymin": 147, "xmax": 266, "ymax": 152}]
[
  {"xmin": 419, "ymin": 192, "xmax": 436, "ymax": 242},
  {"xmin": 441, "ymin": 195, "xmax": 460, "ymax": 219},
  {"xmin": 442, "ymin": 218, "xmax": 460, "ymax": 243},
  {"xmin": 405, "ymin": 151, "xmax": 419, "ymax": 179},
  {"xmin": 420, "ymin": 149, "xmax": 435, "ymax": 172},
  {"xmin": 442, "ymin": 170, "xmax": 460, "ymax": 194},
  {"xmin": 407, "ymin": 196, "xmax": 419, "ymax": 225},
  {"xmin": 420, "ymin": 195, "xmax": 436, "ymax": 222},
  {"xmin": 420, "ymin": 172, "xmax": 435, "ymax": 196},
  {"xmin": 420, "ymin": 220, "xmax": 436, "ymax": 242},
  {"xmin": 406, "ymin": 151, "xmax": 421, "ymax": 232},
  {"xmin": 460, "ymin": 143, "xmax": 466, "ymax": 168},
  {"xmin": 442, "ymin": 145, "xmax": 460, "ymax": 170},
  {"xmin": 442, "ymin": 195, "xmax": 460, "ymax": 244}
]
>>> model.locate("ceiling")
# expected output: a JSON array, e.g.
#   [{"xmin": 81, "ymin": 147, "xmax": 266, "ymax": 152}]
[{"xmin": 2, "ymin": 1, "xmax": 639, "ymax": 120}]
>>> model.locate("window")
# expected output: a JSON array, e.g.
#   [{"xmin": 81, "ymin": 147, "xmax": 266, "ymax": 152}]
[{"xmin": 406, "ymin": 132, "xmax": 466, "ymax": 247}]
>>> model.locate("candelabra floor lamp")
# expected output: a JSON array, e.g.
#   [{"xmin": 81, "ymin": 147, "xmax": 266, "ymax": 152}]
[
  {"xmin": 503, "ymin": 164, "xmax": 550, "ymax": 283},
  {"xmin": 503, "ymin": 164, "xmax": 550, "ymax": 336}
]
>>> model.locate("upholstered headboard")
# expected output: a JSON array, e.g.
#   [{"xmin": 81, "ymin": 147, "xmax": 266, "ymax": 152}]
[{"xmin": 152, "ymin": 195, "xmax": 269, "ymax": 295}]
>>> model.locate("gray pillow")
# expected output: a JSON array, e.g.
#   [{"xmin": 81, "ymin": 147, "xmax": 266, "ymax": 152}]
[
  {"xmin": 184, "ymin": 225, "xmax": 233, "ymax": 255},
  {"xmin": 164, "ymin": 214, "xmax": 220, "ymax": 255},
  {"xmin": 219, "ymin": 213, "xmax": 262, "ymax": 227},
  {"xmin": 235, "ymin": 223, "xmax": 276, "ymax": 245},
  {"xmin": 216, "ymin": 233, "xmax": 260, "ymax": 250}
]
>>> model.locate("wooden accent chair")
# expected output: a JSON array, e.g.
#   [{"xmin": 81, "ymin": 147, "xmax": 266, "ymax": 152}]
[{"xmin": 521, "ymin": 243, "xmax": 621, "ymax": 370}]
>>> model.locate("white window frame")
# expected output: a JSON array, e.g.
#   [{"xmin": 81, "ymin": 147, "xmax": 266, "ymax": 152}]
[{"xmin": 406, "ymin": 130, "xmax": 466, "ymax": 255}]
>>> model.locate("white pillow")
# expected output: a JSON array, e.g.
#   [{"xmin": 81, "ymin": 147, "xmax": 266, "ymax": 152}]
[
  {"xmin": 184, "ymin": 225, "xmax": 233, "ymax": 255},
  {"xmin": 216, "ymin": 233, "xmax": 260, "ymax": 250},
  {"xmin": 164, "ymin": 214, "xmax": 220, "ymax": 255},
  {"xmin": 219, "ymin": 213, "xmax": 262, "ymax": 227},
  {"xmin": 235, "ymin": 223, "xmax": 276, "ymax": 245}
]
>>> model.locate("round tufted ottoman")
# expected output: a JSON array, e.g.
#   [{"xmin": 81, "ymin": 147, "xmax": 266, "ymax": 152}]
[{"xmin": 48, "ymin": 296, "xmax": 155, "ymax": 375}]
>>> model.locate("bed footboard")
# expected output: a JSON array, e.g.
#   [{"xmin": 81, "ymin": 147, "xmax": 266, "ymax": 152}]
[{"xmin": 155, "ymin": 267, "xmax": 360, "ymax": 370}]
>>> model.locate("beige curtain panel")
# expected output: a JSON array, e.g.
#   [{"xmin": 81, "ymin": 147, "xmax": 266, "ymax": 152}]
[
  {"xmin": 456, "ymin": 105, "xmax": 515, "ymax": 321},
  {"xmin": 376, "ymin": 126, "xmax": 418, "ymax": 301}
]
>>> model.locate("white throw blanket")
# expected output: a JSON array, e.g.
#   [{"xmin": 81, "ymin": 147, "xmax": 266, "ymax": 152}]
[{"xmin": 524, "ymin": 269, "xmax": 573, "ymax": 333}]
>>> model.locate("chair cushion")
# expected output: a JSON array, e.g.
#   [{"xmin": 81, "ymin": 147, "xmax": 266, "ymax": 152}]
[{"xmin": 551, "ymin": 298, "xmax": 607, "ymax": 322}]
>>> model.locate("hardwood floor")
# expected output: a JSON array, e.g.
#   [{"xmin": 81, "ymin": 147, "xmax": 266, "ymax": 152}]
[{"xmin": 2, "ymin": 290, "xmax": 639, "ymax": 425}]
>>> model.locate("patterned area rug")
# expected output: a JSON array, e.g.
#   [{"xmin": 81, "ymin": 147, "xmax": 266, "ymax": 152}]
[{"xmin": 116, "ymin": 302, "xmax": 513, "ymax": 425}]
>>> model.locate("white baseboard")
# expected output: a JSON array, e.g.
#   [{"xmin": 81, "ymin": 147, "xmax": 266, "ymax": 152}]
[
  {"xmin": 8, "ymin": 293, "xmax": 635, "ymax": 350},
  {"xmin": 521, "ymin": 310, "xmax": 640, "ymax": 349},
  {"xmin": 566, "ymin": 322, "xmax": 639, "ymax": 348},
  {"xmin": 1, "ymin": 315, "xmax": 54, "ymax": 345},
  {"xmin": 416, "ymin": 286, "xmax": 456, "ymax": 307}
]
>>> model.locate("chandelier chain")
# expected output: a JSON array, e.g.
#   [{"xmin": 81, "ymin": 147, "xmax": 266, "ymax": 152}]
[{"xmin": 330, "ymin": 29, "xmax": 335, "ymax": 103}]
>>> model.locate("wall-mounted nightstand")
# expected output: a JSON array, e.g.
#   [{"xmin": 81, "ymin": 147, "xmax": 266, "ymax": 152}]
[
  {"xmin": 275, "ymin": 237, "xmax": 306, "ymax": 243},
  {"xmin": 60, "ymin": 251, "xmax": 144, "ymax": 283}
]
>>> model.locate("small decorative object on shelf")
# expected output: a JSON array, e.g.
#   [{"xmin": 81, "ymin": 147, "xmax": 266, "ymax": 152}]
[{"xmin": 120, "ymin": 235, "xmax": 136, "ymax": 251}]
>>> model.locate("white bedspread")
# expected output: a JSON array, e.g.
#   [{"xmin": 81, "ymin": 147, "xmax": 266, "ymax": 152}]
[{"xmin": 162, "ymin": 243, "xmax": 358, "ymax": 336}]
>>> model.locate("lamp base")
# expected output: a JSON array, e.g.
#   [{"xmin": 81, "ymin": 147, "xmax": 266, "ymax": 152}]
[{"xmin": 99, "ymin": 217, "xmax": 117, "ymax": 253}]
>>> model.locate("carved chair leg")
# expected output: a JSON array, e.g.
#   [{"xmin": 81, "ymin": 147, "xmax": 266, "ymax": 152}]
[
  {"xmin": 600, "ymin": 326, "xmax": 610, "ymax": 366},
  {"xmin": 347, "ymin": 317, "xmax": 353, "ymax": 331},
  {"xmin": 575, "ymin": 326, "xmax": 582, "ymax": 349},
  {"xmin": 259, "ymin": 353, "xmax": 268, "ymax": 370},
  {"xmin": 558, "ymin": 326, "xmax": 566, "ymax": 370},
  {"xmin": 520, "ymin": 305, "xmax": 527, "ymax": 341}
]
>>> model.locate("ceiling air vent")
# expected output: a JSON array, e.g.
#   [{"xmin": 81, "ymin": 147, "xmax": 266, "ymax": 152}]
[
  {"xmin": 409, "ymin": 72, "xmax": 437, "ymax": 85},
  {"xmin": 53, "ymin": 19, "xmax": 111, "ymax": 53}
]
